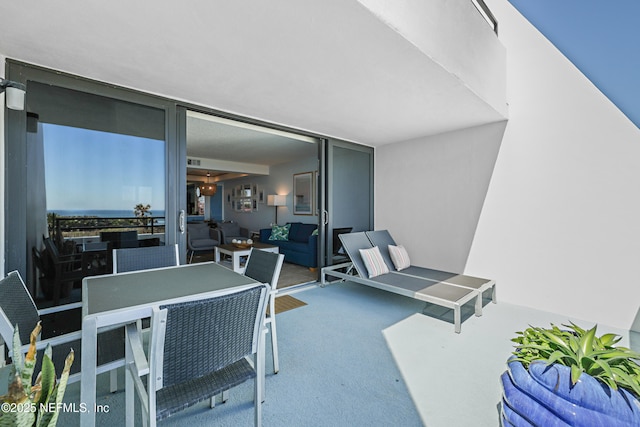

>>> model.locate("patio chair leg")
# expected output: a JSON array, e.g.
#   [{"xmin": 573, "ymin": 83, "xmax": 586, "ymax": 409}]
[
  {"xmin": 454, "ymin": 306, "xmax": 461, "ymax": 334},
  {"xmin": 491, "ymin": 284, "xmax": 497, "ymax": 303},
  {"xmin": 260, "ymin": 328, "xmax": 267, "ymax": 403},
  {"xmin": 474, "ymin": 294, "xmax": 483, "ymax": 317},
  {"xmin": 269, "ymin": 296, "xmax": 279, "ymax": 374},
  {"xmin": 255, "ymin": 347, "xmax": 264, "ymax": 427},
  {"xmin": 110, "ymin": 368, "xmax": 118, "ymax": 393}
]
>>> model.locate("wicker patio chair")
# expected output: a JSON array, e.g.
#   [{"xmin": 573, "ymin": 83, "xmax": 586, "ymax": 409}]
[
  {"xmin": 124, "ymin": 283, "xmax": 269, "ymax": 427},
  {"xmin": 0, "ymin": 270, "xmax": 123, "ymax": 390}
]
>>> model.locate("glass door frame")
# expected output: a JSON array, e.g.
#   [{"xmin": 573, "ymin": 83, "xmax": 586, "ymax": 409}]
[
  {"xmin": 4, "ymin": 60, "xmax": 181, "ymax": 278},
  {"xmin": 318, "ymin": 138, "xmax": 374, "ymax": 269}
]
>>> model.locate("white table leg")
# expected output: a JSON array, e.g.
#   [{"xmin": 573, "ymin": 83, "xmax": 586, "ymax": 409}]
[
  {"xmin": 233, "ymin": 252, "xmax": 241, "ymax": 272},
  {"xmin": 214, "ymin": 247, "xmax": 220, "ymax": 263}
]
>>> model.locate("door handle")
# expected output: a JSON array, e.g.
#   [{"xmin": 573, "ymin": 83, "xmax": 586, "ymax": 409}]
[{"xmin": 179, "ymin": 210, "xmax": 185, "ymax": 233}]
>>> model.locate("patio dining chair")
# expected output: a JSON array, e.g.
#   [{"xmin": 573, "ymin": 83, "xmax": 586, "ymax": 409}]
[
  {"xmin": 124, "ymin": 283, "xmax": 269, "ymax": 427},
  {"xmin": 244, "ymin": 249, "xmax": 285, "ymax": 374},
  {"xmin": 113, "ymin": 244, "xmax": 180, "ymax": 333},
  {"xmin": 113, "ymin": 244, "xmax": 180, "ymax": 273},
  {"xmin": 0, "ymin": 271, "xmax": 123, "ymax": 391}
]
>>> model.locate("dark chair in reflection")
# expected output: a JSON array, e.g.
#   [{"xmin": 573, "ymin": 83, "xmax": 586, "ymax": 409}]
[
  {"xmin": 332, "ymin": 227, "xmax": 353, "ymax": 262},
  {"xmin": 40, "ymin": 237, "xmax": 87, "ymax": 306},
  {"xmin": 101, "ymin": 230, "xmax": 139, "ymax": 249},
  {"xmin": 35, "ymin": 237, "xmax": 111, "ymax": 306}
]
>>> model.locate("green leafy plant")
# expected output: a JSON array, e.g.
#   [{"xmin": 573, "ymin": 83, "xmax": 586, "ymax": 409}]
[
  {"xmin": 511, "ymin": 322, "xmax": 640, "ymax": 397},
  {"xmin": 0, "ymin": 322, "xmax": 74, "ymax": 427}
]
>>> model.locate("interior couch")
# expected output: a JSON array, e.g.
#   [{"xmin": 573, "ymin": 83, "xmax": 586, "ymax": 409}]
[{"xmin": 259, "ymin": 222, "xmax": 318, "ymax": 268}]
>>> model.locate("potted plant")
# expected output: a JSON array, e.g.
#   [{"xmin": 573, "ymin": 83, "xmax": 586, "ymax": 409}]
[
  {"xmin": 0, "ymin": 322, "xmax": 73, "ymax": 427},
  {"xmin": 501, "ymin": 322, "xmax": 640, "ymax": 426}
]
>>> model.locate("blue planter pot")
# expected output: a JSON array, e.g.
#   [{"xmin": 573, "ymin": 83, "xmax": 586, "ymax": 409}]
[{"xmin": 501, "ymin": 359, "xmax": 640, "ymax": 426}]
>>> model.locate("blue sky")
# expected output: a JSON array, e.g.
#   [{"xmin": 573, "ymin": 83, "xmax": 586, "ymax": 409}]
[
  {"xmin": 509, "ymin": 0, "xmax": 640, "ymax": 128},
  {"xmin": 43, "ymin": 124, "xmax": 165, "ymax": 212}
]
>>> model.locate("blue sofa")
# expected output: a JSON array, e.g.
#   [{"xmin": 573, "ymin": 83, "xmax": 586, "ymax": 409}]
[{"xmin": 259, "ymin": 222, "xmax": 318, "ymax": 268}]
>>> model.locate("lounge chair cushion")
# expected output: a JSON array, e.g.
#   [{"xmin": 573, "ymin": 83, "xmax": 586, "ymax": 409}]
[
  {"xmin": 359, "ymin": 246, "xmax": 389, "ymax": 278},
  {"xmin": 388, "ymin": 245, "xmax": 411, "ymax": 271}
]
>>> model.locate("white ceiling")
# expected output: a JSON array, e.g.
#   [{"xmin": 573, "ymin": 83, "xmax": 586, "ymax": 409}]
[
  {"xmin": 186, "ymin": 112, "xmax": 318, "ymax": 178},
  {"xmin": 187, "ymin": 113, "xmax": 317, "ymax": 167},
  {"xmin": 1, "ymin": 0, "xmax": 505, "ymax": 146}
]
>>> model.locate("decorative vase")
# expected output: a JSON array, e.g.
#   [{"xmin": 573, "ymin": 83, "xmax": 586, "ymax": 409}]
[{"xmin": 501, "ymin": 358, "xmax": 640, "ymax": 426}]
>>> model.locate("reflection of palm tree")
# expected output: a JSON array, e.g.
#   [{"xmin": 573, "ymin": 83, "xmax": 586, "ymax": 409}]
[{"xmin": 134, "ymin": 204, "xmax": 152, "ymax": 229}]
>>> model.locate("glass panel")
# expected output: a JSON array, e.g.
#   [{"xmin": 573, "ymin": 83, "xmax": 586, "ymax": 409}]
[
  {"xmin": 27, "ymin": 83, "xmax": 167, "ymax": 254},
  {"xmin": 42, "ymin": 124, "xmax": 166, "ymax": 241},
  {"xmin": 325, "ymin": 142, "xmax": 373, "ymax": 266}
]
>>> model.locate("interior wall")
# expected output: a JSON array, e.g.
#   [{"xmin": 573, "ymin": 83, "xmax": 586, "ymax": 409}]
[
  {"xmin": 376, "ymin": 121, "xmax": 505, "ymax": 273},
  {"xmin": 222, "ymin": 155, "xmax": 319, "ymax": 233},
  {"xmin": 472, "ymin": 0, "xmax": 640, "ymax": 330}
]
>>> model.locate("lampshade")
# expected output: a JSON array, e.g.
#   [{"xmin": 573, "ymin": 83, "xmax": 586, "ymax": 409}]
[
  {"xmin": 267, "ymin": 195, "xmax": 286, "ymax": 206},
  {"xmin": 199, "ymin": 173, "xmax": 217, "ymax": 197}
]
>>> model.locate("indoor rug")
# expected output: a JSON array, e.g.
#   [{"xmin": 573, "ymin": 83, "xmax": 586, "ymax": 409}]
[{"xmin": 277, "ymin": 262, "xmax": 317, "ymax": 289}]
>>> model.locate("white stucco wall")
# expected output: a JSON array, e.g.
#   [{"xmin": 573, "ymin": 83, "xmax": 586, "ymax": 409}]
[
  {"xmin": 468, "ymin": 0, "xmax": 640, "ymax": 330},
  {"xmin": 376, "ymin": 0, "xmax": 640, "ymax": 331},
  {"xmin": 376, "ymin": 121, "xmax": 506, "ymax": 273},
  {"xmin": 358, "ymin": 0, "xmax": 507, "ymax": 118}
]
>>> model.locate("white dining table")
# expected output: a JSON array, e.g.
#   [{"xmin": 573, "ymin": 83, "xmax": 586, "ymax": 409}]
[{"xmin": 79, "ymin": 262, "xmax": 260, "ymax": 427}]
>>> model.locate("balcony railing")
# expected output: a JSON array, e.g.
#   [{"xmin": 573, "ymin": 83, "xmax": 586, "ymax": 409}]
[
  {"xmin": 50, "ymin": 215, "xmax": 165, "ymax": 243},
  {"xmin": 472, "ymin": 0, "xmax": 498, "ymax": 35}
]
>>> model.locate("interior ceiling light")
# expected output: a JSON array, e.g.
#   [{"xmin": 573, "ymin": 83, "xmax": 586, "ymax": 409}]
[
  {"xmin": 0, "ymin": 79, "xmax": 26, "ymax": 111},
  {"xmin": 199, "ymin": 172, "xmax": 217, "ymax": 197}
]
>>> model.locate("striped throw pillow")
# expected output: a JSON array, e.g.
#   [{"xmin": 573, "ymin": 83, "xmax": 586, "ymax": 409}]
[
  {"xmin": 388, "ymin": 245, "xmax": 410, "ymax": 271},
  {"xmin": 359, "ymin": 246, "xmax": 390, "ymax": 278}
]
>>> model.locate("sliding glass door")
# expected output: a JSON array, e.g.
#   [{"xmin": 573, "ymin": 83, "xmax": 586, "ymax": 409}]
[
  {"xmin": 319, "ymin": 139, "xmax": 374, "ymax": 268},
  {"xmin": 4, "ymin": 61, "xmax": 180, "ymax": 292}
]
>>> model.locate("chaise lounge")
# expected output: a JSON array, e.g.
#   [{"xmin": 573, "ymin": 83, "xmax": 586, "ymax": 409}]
[
  {"xmin": 366, "ymin": 230, "xmax": 497, "ymax": 304},
  {"xmin": 320, "ymin": 231, "xmax": 496, "ymax": 333}
]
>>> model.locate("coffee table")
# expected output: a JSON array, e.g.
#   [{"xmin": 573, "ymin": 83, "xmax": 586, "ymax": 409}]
[{"xmin": 215, "ymin": 242, "xmax": 279, "ymax": 273}]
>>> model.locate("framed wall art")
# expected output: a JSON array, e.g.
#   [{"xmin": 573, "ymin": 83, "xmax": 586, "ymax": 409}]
[{"xmin": 293, "ymin": 172, "xmax": 313, "ymax": 215}]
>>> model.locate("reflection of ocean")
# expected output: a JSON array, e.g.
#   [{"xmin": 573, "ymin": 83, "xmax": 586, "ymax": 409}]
[{"xmin": 48, "ymin": 210, "xmax": 166, "ymax": 218}]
